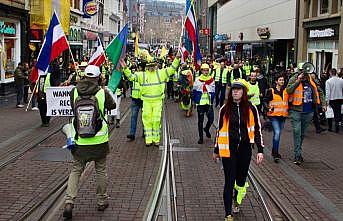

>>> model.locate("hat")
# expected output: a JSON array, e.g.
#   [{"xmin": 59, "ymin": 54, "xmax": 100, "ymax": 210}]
[
  {"xmin": 297, "ymin": 62, "xmax": 305, "ymax": 70},
  {"xmin": 201, "ymin": 63, "xmax": 210, "ymax": 70},
  {"xmin": 231, "ymin": 79, "xmax": 249, "ymax": 92},
  {"xmin": 84, "ymin": 65, "xmax": 101, "ymax": 78}
]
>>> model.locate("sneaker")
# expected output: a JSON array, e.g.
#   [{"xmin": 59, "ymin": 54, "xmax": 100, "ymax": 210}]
[
  {"xmin": 31, "ymin": 107, "xmax": 39, "ymax": 111},
  {"xmin": 197, "ymin": 139, "xmax": 203, "ymax": 144},
  {"xmin": 293, "ymin": 157, "xmax": 301, "ymax": 165},
  {"xmin": 127, "ymin": 135, "xmax": 135, "ymax": 141},
  {"xmin": 63, "ymin": 203, "xmax": 73, "ymax": 219},
  {"xmin": 97, "ymin": 202, "xmax": 109, "ymax": 211},
  {"xmin": 225, "ymin": 215, "xmax": 233, "ymax": 221},
  {"xmin": 16, "ymin": 104, "xmax": 24, "ymax": 108},
  {"xmin": 153, "ymin": 142, "xmax": 160, "ymax": 147},
  {"xmin": 232, "ymin": 202, "xmax": 240, "ymax": 213},
  {"xmin": 146, "ymin": 143, "xmax": 152, "ymax": 147},
  {"xmin": 204, "ymin": 128, "xmax": 211, "ymax": 138}
]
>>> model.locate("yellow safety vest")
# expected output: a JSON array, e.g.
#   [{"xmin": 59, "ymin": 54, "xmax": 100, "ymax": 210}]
[
  {"xmin": 73, "ymin": 89, "xmax": 109, "ymax": 145},
  {"xmin": 248, "ymin": 82, "xmax": 260, "ymax": 105},
  {"xmin": 215, "ymin": 68, "xmax": 229, "ymax": 84}
]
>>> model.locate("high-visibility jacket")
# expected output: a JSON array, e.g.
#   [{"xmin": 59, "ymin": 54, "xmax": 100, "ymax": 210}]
[
  {"xmin": 248, "ymin": 82, "xmax": 260, "ymax": 105},
  {"xmin": 289, "ymin": 77, "xmax": 320, "ymax": 105},
  {"xmin": 123, "ymin": 58, "xmax": 180, "ymax": 101},
  {"xmin": 230, "ymin": 69, "xmax": 243, "ymax": 83},
  {"xmin": 267, "ymin": 88, "xmax": 289, "ymax": 117},
  {"xmin": 131, "ymin": 81, "xmax": 141, "ymax": 99},
  {"xmin": 216, "ymin": 109, "xmax": 255, "ymax": 158},
  {"xmin": 214, "ymin": 68, "xmax": 229, "ymax": 84},
  {"xmin": 73, "ymin": 89, "xmax": 109, "ymax": 145},
  {"xmin": 243, "ymin": 64, "xmax": 251, "ymax": 76}
]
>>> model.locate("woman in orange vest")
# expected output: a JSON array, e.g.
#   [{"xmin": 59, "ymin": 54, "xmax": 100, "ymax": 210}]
[
  {"xmin": 213, "ymin": 80, "xmax": 264, "ymax": 221},
  {"xmin": 265, "ymin": 74, "xmax": 288, "ymax": 163}
]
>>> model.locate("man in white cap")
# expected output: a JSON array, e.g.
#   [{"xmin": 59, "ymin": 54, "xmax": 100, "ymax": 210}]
[{"xmin": 63, "ymin": 65, "xmax": 116, "ymax": 219}]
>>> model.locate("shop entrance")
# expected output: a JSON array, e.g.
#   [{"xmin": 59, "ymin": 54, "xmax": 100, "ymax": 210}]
[{"xmin": 308, "ymin": 49, "xmax": 337, "ymax": 75}]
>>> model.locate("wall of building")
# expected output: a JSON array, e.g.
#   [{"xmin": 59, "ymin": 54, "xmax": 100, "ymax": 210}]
[{"xmin": 217, "ymin": 0, "xmax": 296, "ymax": 41}]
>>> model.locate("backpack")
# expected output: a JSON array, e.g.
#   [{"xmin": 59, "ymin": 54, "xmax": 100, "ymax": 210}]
[{"xmin": 73, "ymin": 90, "xmax": 104, "ymax": 138}]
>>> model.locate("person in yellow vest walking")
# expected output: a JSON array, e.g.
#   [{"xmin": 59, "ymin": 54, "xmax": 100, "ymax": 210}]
[
  {"xmin": 214, "ymin": 60, "xmax": 230, "ymax": 107},
  {"xmin": 213, "ymin": 79, "xmax": 264, "ymax": 221},
  {"xmin": 286, "ymin": 63, "xmax": 326, "ymax": 165},
  {"xmin": 265, "ymin": 74, "xmax": 289, "ymax": 163},
  {"xmin": 242, "ymin": 60, "xmax": 252, "ymax": 79},
  {"xmin": 247, "ymin": 72, "xmax": 261, "ymax": 108},
  {"xmin": 63, "ymin": 65, "xmax": 116, "ymax": 219},
  {"xmin": 193, "ymin": 63, "xmax": 215, "ymax": 144},
  {"xmin": 120, "ymin": 53, "xmax": 181, "ymax": 146}
]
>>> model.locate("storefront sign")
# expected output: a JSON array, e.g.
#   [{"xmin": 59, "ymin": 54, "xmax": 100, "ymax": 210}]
[
  {"xmin": 46, "ymin": 87, "xmax": 74, "ymax": 116},
  {"xmin": 309, "ymin": 28, "xmax": 335, "ymax": 38},
  {"xmin": 0, "ymin": 21, "xmax": 16, "ymax": 35},
  {"xmin": 257, "ymin": 27, "xmax": 270, "ymax": 39},
  {"xmin": 214, "ymin": 34, "xmax": 228, "ymax": 41},
  {"xmin": 83, "ymin": 0, "xmax": 98, "ymax": 18},
  {"xmin": 68, "ymin": 26, "xmax": 82, "ymax": 43}
]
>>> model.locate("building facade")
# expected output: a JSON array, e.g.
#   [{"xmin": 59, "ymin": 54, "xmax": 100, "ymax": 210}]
[
  {"xmin": 209, "ymin": 0, "xmax": 296, "ymax": 70},
  {"xmin": 0, "ymin": 0, "xmax": 29, "ymax": 95},
  {"xmin": 143, "ymin": 0, "xmax": 183, "ymax": 47},
  {"xmin": 297, "ymin": 0, "xmax": 343, "ymax": 73}
]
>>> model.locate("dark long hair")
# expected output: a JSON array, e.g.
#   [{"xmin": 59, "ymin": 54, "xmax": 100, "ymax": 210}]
[{"xmin": 218, "ymin": 87, "xmax": 250, "ymax": 130}]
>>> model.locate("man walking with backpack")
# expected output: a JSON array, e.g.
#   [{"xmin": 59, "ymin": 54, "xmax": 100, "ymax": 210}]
[{"xmin": 63, "ymin": 65, "xmax": 116, "ymax": 219}]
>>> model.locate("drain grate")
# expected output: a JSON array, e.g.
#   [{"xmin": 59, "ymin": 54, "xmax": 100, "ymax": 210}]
[
  {"xmin": 31, "ymin": 147, "xmax": 73, "ymax": 162},
  {"xmin": 301, "ymin": 161, "xmax": 335, "ymax": 170}
]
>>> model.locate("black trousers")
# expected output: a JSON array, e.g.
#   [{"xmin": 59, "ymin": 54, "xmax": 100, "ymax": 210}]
[
  {"xmin": 329, "ymin": 99, "xmax": 343, "ymax": 132},
  {"xmin": 38, "ymin": 98, "xmax": 50, "ymax": 124},
  {"xmin": 196, "ymin": 105, "xmax": 214, "ymax": 139},
  {"xmin": 215, "ymin": 82, "xmax": 226, "ymax": 107},
  {"xmin": 222, "ymin": 142, "xmax": 252, "ymax": 216}
]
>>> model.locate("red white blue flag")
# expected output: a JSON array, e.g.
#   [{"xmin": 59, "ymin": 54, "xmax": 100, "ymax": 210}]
[
  {"xmin": 88, "ymin": 37, "xmax": 105, "ymax": 66},
  {"xmin": 30, "ymin": 12, "xmax": 69, "ymax": 82},
  {"xmin": 185, "ymin": 1, "xmax": 202, "ymax": 69}
]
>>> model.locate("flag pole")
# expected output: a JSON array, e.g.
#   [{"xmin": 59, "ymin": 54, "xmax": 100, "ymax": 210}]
[{"xmin": 25, "ymin": 82, "xmax": 38, "ymax": 112}]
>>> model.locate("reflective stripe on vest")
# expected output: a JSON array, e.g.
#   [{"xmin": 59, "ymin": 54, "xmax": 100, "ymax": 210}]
[
  {"xmin": 73, "ymin": 89, "xmax": 109, "ymax": 145},
  {"xmin": 216, "ymin": 109, "xmax": 255, "ymax": 158},
  {"xmin": 215, "ymin": 68, "xmax": 228, "ymax": 83},
  {"xmin": 248, "ymin": 82, "xmax": 260, "ymax": 105},
  {"xmin": 267, "ymin": 88, "xmax": 289, "ymax": 117},
  {"xmin": 290, "ymin": 77, "xmax": 320, "ymax": 105},
  {"xmin": 141, "ymin": 71, "xmax": 164, "ymax": 100}
]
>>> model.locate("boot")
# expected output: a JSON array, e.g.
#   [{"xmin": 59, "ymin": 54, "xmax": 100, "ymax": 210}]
[
  {"xmin": 63, "ymin": 203, "xmax": 73, "ymax": 219},
  {"xmin": 115, "ymin": 119, "xmax": 120, "ymax": 128},
  {"xmin": 127, "ymin": 134, "xmax": 135, "ymax": 141}
]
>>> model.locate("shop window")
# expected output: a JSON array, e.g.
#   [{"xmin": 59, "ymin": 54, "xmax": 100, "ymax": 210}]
[
  {"xmin": 332, "ymin": 0, "xmax": 339, "ymax": 13},
  {"xmin": 4, "ymin": 38, "xmax": 16, "ymax": 79},
  {"xmin": 319, "ymin": 0, "xmax": 329, "ymax": 14}
]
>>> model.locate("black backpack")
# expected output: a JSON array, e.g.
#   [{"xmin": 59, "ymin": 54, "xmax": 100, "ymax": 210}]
[{"xmin": 74, "ymin": 91, "xmax": 104, "ymax": 138}]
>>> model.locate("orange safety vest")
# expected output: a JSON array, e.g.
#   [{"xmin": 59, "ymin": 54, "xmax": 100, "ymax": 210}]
[
  {"xmin": 267, "ymin": 88, "xmax": 289, "ymax": 117},
  {"xmin": 289, "ymin": 77, "xmax": 320, "ymax": 105},
  {"xmin": 216, "ymin": 109, "xmax": 255, "ymax": 158}
]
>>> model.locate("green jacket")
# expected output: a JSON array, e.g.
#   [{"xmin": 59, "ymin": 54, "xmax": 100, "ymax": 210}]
[{"xmin": 286, "ymin": 74, "xmax": 325, "ymax": 112}]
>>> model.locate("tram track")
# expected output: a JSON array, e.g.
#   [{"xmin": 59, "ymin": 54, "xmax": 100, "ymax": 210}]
[{"xmin": 15, "ymin": 105, "xmax": 132, "ymax": 221}]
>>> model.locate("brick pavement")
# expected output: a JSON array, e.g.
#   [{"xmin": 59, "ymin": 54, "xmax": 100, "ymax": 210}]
[
  {"xmin": 165, "ymin": 101, "xmax": 268, "ymax": 221},
  {"xmin": 0, "ymin": 97, "xmax": 132, "ymax": 220},
  {"xmin": 250, "ymin": 119, "xmax": 343, "ymax": 221},
  {"xmin": 50, "ymin": 97, "xmax": 160, "ymax": 221}
]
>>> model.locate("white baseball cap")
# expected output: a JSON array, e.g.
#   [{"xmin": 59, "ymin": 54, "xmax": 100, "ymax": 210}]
[{"xmin": 84, "ymin": 65, "xmax": 101, "ymax": 78}]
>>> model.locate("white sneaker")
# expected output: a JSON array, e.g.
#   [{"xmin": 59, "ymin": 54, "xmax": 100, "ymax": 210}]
[
  {"xmin": 16, "ymin": 104, "xmax": 24, "ymax": 108},
  {"xmin": 232, "ymin": 202, "xmax": 240, "ymax": 213},
  {"xmin": 32, "ymin": 107, "xmax": 39, "ymax": 111}
]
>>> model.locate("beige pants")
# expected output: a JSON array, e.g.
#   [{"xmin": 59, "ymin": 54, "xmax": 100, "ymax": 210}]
[{"xmin": 65, "ymin": 157, "xmax": 108, "ymax": 205}]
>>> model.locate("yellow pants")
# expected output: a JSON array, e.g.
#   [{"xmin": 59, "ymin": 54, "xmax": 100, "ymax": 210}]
[{"xmin": 142, "ymin": 100, "xmax": 163, "ymax": 144}]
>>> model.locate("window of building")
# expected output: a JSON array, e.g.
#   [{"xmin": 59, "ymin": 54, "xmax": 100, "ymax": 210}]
[
  {"xmin": 117, "ymin": 21, "xmax": 121, "ymax": 33},
  {"xmin": 98, "ymin": 1, "xmax": 104, "ymax": 25},
  {"xmin": 305, "ymin": 0, "xmax": 311, "ymax": 18},
  {"xmin": 332, "ymin": 0, "xmax": 339, "ymax": 13},
  {"xmin": 319, "ymin": 0, "xmax": 329, "ymax": 14},
  {"xmin": 70, "ymin": 0, "xmax": 80, "ymax": 10}
]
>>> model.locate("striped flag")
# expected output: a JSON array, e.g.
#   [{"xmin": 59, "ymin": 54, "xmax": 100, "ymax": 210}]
[
  {"xmin": 30, "ymin": 11, "xmax": 69, "ymax": 82},
  {"xmin": 185, "ymin": 0, "xmax": 202, "ymax": 70},
  {"xmin": 180, "ymin": 46, "xmax": 189, "ymax": 64},
  {"xmin": 88, "ymin": 37, "xmax": 105, "ymax": 66}
]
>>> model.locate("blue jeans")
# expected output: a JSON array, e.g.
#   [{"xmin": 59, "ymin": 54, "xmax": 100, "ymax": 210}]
[
  {"xmin": 270, "ymin": 117, "xmax": 285, "ymax": 154},
  {"xmin": 129, "ymin": 98, "xmax": 143, "ymax": 136},
  {"xmin": 289, "ymin": 110, "xmax": 314, "ymax": 159}
]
